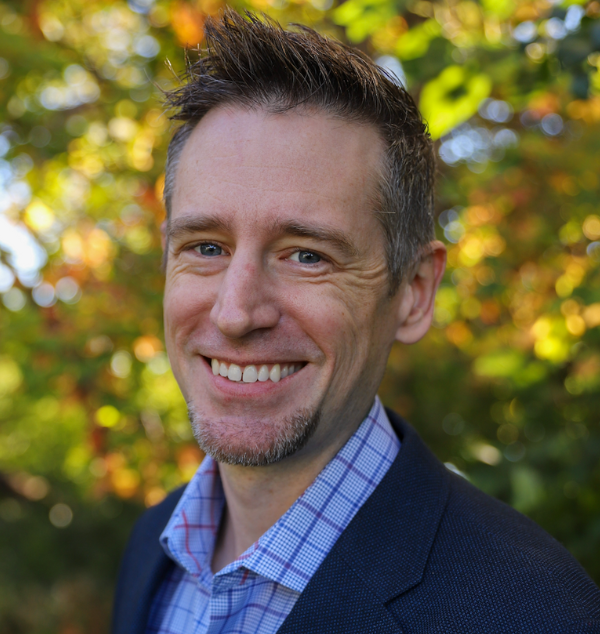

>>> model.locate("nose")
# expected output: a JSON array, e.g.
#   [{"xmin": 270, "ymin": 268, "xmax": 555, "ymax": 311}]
[{"xmin": 210, "ymin": 251, "xmax": 280, "ymax": 339}]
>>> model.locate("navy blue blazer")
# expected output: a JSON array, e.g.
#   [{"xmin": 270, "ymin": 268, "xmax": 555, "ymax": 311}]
[{"xmin": 112, "ymin": 410, "xmax": 600, "ymax": 633}]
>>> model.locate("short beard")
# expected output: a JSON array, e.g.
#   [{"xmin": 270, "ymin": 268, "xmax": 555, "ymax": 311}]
[{"xmin": 189, "ymin": 406, "xmax": 321, "ymax": 467}]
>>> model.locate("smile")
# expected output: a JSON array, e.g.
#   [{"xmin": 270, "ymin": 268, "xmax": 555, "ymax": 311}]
[{"xmin": 210, "ymin": 358, "xmax": 304, "ymax": 383}]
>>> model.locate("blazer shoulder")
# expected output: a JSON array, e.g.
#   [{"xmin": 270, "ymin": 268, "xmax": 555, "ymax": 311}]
[
  {"xmin": 438, "ymin": 472, "xmax": 600, "ymax": 619},
  {"xmin": 132, "ymin": 485, "xmax": 186, "ymax": 539},
  {"xmin": 111, "ymin": 485, "xmax": 185, "ymax": 634},
  {"xmin": 116, "ymin": 483, "xmax": 185, "ymax": 585},
  {"xmin": 382, "ymin": 410, "xmax": 600, "ymax": 629}
]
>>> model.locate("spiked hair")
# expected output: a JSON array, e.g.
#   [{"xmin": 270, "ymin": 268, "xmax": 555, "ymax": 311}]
[{"xmin": 163, "ymin": 9, "xmax": 435, "ymax": 291}]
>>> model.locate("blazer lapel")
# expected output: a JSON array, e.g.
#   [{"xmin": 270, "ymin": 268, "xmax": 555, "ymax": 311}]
[
  {"xmin": 278, "ymin": 410, "xmax": 450, "ymax": 632},
  {"xmin": 277, "ymin": 547, "xmax": 403, "ymax": 634}
]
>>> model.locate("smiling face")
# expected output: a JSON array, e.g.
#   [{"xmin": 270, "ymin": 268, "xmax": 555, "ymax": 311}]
[{"xmin": 164, "ymin": 105, "xmax": 406, "ymax": 467}]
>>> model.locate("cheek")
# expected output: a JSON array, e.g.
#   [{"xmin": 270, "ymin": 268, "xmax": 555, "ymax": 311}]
[
  {"xmin": 315, "ymin": 291, "xmax": 393, "ymax": 369},
  {"xmin": 288, "ymin": 291, "xmax": 363, "ymax": 367},
  {"xmin": 164, "ymin": 277, "xmax": 214, "ymax": 344}
]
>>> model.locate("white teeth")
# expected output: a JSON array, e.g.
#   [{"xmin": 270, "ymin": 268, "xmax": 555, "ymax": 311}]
[
  {"xmin": 228, "ymin": 364, "xmax": 242, "ymax": 381},
  {"xmin": 270, "ymin": 364, "xmax": 281, "ymax": 383},
  {"xmin": 243, "ymin": 365, "xmax": 258, "ymax": 383},
  {"xmin": 211, "ymin": 359, "xmax": 301, "ymax": 383}
]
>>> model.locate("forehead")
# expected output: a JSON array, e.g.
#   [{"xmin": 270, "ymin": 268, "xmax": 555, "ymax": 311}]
[{"xmin": 171, "ymin": 105, "xmax": 385, "ymax": 235}]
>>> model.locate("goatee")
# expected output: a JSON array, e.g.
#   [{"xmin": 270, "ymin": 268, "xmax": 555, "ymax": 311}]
[{"xmin": 188, "ymin": 406, "xmax": 321, "ymax": 467}]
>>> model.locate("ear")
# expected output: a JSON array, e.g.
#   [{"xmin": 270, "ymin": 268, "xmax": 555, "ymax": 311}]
[{"xmin": 395, "ymin": 240, "xmax": 446, "ymax": 345}]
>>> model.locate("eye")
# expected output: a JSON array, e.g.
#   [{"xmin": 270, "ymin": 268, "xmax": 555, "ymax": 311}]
[
  {"xmin": 289, "ymin": 250, "xmax": 322, "ymax": 264},
  {"xmin": 194, "ymin": 243, "xmax": 223, "ymax": 257}
]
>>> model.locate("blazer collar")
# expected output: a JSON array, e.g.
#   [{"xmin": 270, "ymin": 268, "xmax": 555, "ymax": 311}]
[{"xmin": 278, "ymin": 410, "xmax": 450, "ymax": 633}]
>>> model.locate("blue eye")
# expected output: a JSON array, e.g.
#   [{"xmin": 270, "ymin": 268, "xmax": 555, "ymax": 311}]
[
  {"xmin": 196, "ymin": 243, "xmax": 222, "ymax": 256},
  {"xmin": 290, "ymin": 251, "xmax": 321, "ymax": 264}
]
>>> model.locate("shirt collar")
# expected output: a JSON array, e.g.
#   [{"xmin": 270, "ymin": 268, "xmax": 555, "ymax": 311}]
[{"xmin": 160, "ymin": 396, "xmax": 400, "ymax": 593}]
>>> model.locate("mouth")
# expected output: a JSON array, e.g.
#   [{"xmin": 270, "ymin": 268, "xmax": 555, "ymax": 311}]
[{"xmin": 204, "ymin": 357, "xmax": 306, "ymax": 384}]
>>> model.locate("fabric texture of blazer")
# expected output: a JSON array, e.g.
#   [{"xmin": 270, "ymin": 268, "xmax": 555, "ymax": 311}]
[{"xmin": 112, "ymin": 410, "xmax": 600, "ymax": 633}]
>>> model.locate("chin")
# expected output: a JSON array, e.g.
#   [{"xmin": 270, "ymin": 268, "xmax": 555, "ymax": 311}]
[{"xmin": 188, "ymin": 405, "xmax": 321, "ymax": 467}]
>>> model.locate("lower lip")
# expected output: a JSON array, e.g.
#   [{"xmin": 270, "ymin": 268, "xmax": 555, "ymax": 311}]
[{"xmin": 201, "ymin": 357, "xmax": 305, "ymax": 398}]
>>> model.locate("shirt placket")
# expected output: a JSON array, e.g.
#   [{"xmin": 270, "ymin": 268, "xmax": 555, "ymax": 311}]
[{"xmin": 206, "ymin": 568, "xmax": 251, "ymax": 634}]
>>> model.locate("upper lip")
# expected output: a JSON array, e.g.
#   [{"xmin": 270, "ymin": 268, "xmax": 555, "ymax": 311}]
[{"xmin": 202, "ymin": 355, "xmax": 304, "ymax": 366}]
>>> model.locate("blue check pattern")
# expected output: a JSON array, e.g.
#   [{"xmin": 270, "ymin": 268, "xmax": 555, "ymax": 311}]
[{"xmin": 147, "ymin": 396, "xmax": 400, "ymax": 634}]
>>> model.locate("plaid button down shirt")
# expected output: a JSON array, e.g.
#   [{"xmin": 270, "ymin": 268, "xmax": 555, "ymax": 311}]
[{"xmin": 147, "ymin": 396, "xmax": 400, "ymax": 634}]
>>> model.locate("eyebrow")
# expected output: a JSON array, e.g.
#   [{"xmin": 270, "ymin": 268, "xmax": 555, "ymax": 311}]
[
  {"xmin": 270, "ymin": 219, "xmax": 359, "ymax": 258},
  {"xmin": 168, "ymin": 215, "xmax": 232, "ymax": 241},
  {"xmin": 167, "ymin": 214, "xmax": 360, "ymax": 258}
]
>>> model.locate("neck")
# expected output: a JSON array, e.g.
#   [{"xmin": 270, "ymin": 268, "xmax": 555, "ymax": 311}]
[{"xmin": 210, "ymin": 419, "xmax": 359, "ymax": 573}]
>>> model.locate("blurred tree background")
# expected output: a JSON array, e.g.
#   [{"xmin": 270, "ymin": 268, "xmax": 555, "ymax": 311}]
[{"xmin": 1, "ymin": 0, "xmax": 600, "ymax": 631}]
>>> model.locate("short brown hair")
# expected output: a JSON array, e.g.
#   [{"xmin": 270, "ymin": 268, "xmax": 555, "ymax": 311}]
[{"xmin": 163, "ymin": 9, "xmax": 435, "ymax": 291}]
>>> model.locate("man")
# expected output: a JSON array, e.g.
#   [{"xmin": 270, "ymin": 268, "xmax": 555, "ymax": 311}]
[{"xmin": 113, "ymin": 10, "xmax": 600, "ymax": 634}]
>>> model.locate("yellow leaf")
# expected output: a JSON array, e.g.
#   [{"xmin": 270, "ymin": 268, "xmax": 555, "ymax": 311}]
[
  {"xmin": 0, "ymin": 356, "xmax": 23, "ymax": 397},
  {"xmin": 24, "ymin": 200, "xmax": 55, "ymax": 232},
  {"xmin": 95, "ymin": 405, "xmax": 121, "ymax": 428}
]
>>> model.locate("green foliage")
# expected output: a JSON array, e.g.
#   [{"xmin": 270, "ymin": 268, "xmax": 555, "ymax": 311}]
[
  {"xmin": 394, "ymin": 18, "xmax": 441, "ymax": 60},
  {"xmin": 420, "ymin": 65, "xmax": 492, "ymax": 138},
  {"xmin": 1, "ymin": 0, "xmax": 600, "ymax": 631},
  {"xmin": 333, "ymin": 0, "xmax": 402, "ymax": 42}
]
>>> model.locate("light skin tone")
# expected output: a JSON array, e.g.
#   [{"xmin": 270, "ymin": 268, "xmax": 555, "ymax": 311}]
[{"xmin": 162, "ymin": 104, "xmax": 446, "ymax": 572}]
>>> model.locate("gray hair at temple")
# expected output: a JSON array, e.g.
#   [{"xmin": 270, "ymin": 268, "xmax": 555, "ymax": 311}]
[{"xmin": 162, "ymin": 9, "xmax": 436, "ymax": 293}]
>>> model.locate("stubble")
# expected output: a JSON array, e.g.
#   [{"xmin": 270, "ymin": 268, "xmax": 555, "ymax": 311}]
[{"xmin": 188, "ymin": 405, "xmax": 321, "ymax": 467}]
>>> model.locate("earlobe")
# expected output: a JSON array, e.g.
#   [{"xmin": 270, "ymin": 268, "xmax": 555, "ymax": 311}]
[{"xmin": 395, "ymin": 241, "xmax": 446, "ymax": 345}]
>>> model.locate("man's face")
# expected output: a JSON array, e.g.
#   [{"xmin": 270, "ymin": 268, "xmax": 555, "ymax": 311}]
[{"xmin": 164, "ymin": 105, "xmax": 405, "ymax": 466}]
